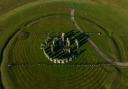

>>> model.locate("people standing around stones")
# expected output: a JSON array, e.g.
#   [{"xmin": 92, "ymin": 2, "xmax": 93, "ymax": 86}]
[{"xmin": 41, "ymin": 30, "xmax": 89, "ymax": 64}]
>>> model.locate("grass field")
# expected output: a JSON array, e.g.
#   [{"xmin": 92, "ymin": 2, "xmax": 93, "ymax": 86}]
[{"xmin": 0, "ymin": 0, "xmax": 128, "ymax": 89}]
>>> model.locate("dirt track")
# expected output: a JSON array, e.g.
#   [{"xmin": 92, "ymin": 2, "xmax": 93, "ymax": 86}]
[{"xmin": 70, "ymin": 9, "xmax": 128, "ymax": 67}]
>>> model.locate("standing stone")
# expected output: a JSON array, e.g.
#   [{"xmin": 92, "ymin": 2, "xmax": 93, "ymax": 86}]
[
  {"xmin": 53, "ymin": 59, "xmax": 57, "ymax": 63},
  {"xmin": 75, "ymin": 39, "xmax": 79, "ymax": 48},
  {"xmin": 49, "ymin": 58, "xmax": 53, "ymax": 62},
  {"xmin": 62, "ymin": 33, "xmax": 65, "ymax": 41},
  {"xmin": 53, "ymin": 40, "xmax": 55, "ymax": 46},
  {"xmin": 68, "ymin": 48, "xmax": 71, "ymax": 54},
  {"xmin": 61, "ymin": 60, "xmax": 64, "ymax": 64},
  {"xmin": 51, "ymin": 44, "xmax": 54, "ymax": 53},
  {"xmin": 57, "ymin": 60, "xmax": 61, "ymax": 64},
  {"xmin": 69, "ymin": 58, "xmax": 72, "ymax": 61},
  {"xmin": 66, "ymin": 38, "xmax": 70, "ymax": 47},
  {"xmin": 65, "ymin": 59, "xmax": 68, "ymax": 63}
]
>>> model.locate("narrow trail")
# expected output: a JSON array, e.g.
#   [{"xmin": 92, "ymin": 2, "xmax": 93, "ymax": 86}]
[
  {"xmin": 70, "ymin": 9, "xmax": 128, "ymax": 67},
  {"xmin": 88, "ymin": 38, "xmax": 114, "ymax": 64},
  {"xmin": 71, "ymin": 9, "xmax": 83, "ymax": 32}
]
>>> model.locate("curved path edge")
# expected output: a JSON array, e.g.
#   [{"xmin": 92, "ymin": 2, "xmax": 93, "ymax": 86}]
[{"xmin": 70, "ymin": 9, "xmax": 128, "ymax": 67}]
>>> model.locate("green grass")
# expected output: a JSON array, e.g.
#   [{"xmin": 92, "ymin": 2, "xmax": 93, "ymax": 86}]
[{"xmin": 0, "ymin": 0, "xmax": 128, "ymax": 89}]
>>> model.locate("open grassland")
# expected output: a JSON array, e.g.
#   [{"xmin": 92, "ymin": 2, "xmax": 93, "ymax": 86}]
[
  {"xmin": 0, "ymin": 0, "xmax": 128, "ymax": 89},
  {"xmin": 0, "ymin": 0, "xmax": 38, "ymax": 15}
]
